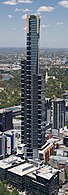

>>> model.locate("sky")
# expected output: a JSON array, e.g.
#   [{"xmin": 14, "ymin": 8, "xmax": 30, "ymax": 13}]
[{"xmin": 0, "ymin": 0, "xmax": 68, "ymax": 48}]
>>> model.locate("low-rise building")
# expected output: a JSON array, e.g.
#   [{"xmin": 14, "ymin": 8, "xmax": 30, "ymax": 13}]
[
  {"xmin": 7, "ymin": 163, "xmax": 59, "ymax": 195},
  {"xmin": 26, "ymin": 165, "xmax": 59, "ymax": 195},
  {"xmin": 7, "ymin": 162, "xmax": 37, "ymax": 191},
  {"xmin": 39, "ymin": 142, "xmax": 54, "ymax": 162},
  {"xmin": 49, "ymin": 155, "xmax": 68, "ymax": 169},
  {"xmin": 0, "ymin": 155, "xmax": 24, "ymax": 181},
  {"xmin": 0, "ymin": 156, "xmax": 59, "ymax": 195}
]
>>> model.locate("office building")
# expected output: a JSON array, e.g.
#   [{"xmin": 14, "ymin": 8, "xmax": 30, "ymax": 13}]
[
  {"xmin": 21, "ymin": 15, "xmax": 45, "ymax": 159},
  {"xmin": 45, "ymin": 98, "xmax": 51, "ymax": 124},
  {"xmin": 0, "ymin": 129, "xmax": 22, "ymax": 159},
  {"xmin": 0, "ymin": 158, "xmax": 59, "ymax": 195},
  {"xmin": 0, "ymin": 132, "xmax": 3, "ymax": 158},
  {"xmin": 26, "ymin": 165, "xmax": 59, "ymax": 195},
  {"xmin": 0, "ymin": 155, "xmax": 24, "ymax": 181},
  {"xmin": 0, "ymin": 110, "xmax": 13, "ymax": 132},
  {"xmin": 51, "ymin": 99, "xmax": 65, "ymax": 129},
  {"xmin": 39, "ymin": 142, "xmax": 54, "ymax": 162},
  {"xmin": 6, "ymin": 162, "xmax": 59, "ymax": 195}
]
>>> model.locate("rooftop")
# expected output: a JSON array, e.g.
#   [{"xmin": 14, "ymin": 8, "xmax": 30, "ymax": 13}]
[
  {"xmin": 50, "ymin": 155, "xmax": 68, "ymax": 163},
  {"xmin": 52, "ymin": 98, "xmax": 64, "ymax": 102},
  {"xmin": 38, "ymin": 165, "xmax": 58, "ymax": 180},
  {"xmin": 27, "ymin": 165, "xmax": 58, "ymax": 180},
  {"xmin": 0, "ymin": 155, "xmax": 24, "ymax": 169},
  {"xmin": 8, "ymin": 162, "xmax": 37, "ymax": 176},
  {"xmin": 0, "ymin": 105, "xmax": 21, "ymax": 114},
  {"xmin": 39, "ymin": 143, "xmax": 53, "ymax": 154},
  {"xmin": 47, "ymin": 137, "xmax": 59, "ymax": 144}
]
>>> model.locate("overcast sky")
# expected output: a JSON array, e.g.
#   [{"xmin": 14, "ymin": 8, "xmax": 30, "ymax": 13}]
[{"xmin": 0, "ymin": 0, "xmax": 68, "ymax": 48}]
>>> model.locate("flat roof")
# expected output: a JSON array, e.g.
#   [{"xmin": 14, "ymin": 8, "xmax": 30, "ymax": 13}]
[
  {"xmin": 37, "ymin": 172, "xmax": 54, "ymax": 180},
  {"xmin": 0, "ymin": 155, "xmax": 24, "ymax": 169},
  {"xmin": 41, "ymin": 142, "xmax": 49, "ymax": 149},
  {"xmin": 8, "ymin": 163, "xmax": 37, "ymax": 176},
  {"xmin": 47, "ymin": 138, "xmax": 59, "ymax": 144},
  {"xmin": 38, "ymin": 165, "xmax": 58, "ymax": 180},
  {"xmin": 47, "ymin": 137, "xmax": 63, "ymax": 144},
  {"xmin": 5, "ymin": 105, "xmax": 21, "ymax": 112},
  {"xmin": 18, "ymin": 144, "xmax": 26, "ymax": 147},
  {"xmin": 0, "ymin": 105, "xmax": 21, "ymax": 114},
  {"xmin": 39, "ymin": 143, "xmax": 53, "ymax": 154},
  {"xmin": 50, "ymin": 155, "xmax": 68, "ymax": 162},
  {"xmin": 13, "ymin": 119, "xmax": 21, "ymax": 123},
  {"xmin": 57, "ymin": 146, "xmax": 68, "ymax": 152},
  {"xmin": 27, "ymin": 165, "xmax": 58, "ymax": 180},
  {"xmin": 52, "ymin": 98, "xmax": 64, "ymax": 102}
]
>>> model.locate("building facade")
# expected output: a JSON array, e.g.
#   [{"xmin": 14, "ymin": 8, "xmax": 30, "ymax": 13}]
[
  {"xmin": 21, "ymin": 15, "xmax": 45, "ymax": 159},
  {"xmin": 0, "ymin": 110, "xmax": 13, "ymax": 132},
  {"xmin": 51, "ymin": 99, "xmax": 65, "ymax": 129},
  {"xmin": 6, "ymin": 162, "xmax": 59, "ymax": 195}
]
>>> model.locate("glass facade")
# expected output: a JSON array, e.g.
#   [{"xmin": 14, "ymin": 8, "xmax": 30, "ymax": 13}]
[
  {"xmin": 51, "ymin": 99, "xmax": 65, "ymax": 129},
  {"xmin": 21, "ymin": 15, "xmax": 45, "ymax": 159}
]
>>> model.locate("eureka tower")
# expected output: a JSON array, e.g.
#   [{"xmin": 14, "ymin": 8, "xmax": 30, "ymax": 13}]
[{"xmin": 21, "ymin": 15, "xmax": 45, "ymax": 159}]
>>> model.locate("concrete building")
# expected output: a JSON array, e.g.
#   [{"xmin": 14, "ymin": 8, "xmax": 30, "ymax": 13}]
[
  {"xmin": 45, "ymin": 98, "xmax": 51, "ymax": 125},
  {"xmin": 7, "ymin": 162, "xmax": 37, "ymax": 191},
  {"xmin": 51, "ymin": 98, "xmax": 65, "ymax": 129},
  {"xmin": 0, "ymin": 132, "xmax": 3, "ymax": 159},
  {"xmin": 0, "ymin": 155, "xmax": 24, "ymax": 181},
  {"xmin": 13, "ymin": 118, "xmax": 21, "ymax": 131},
  {"xmin": 21, "ymin": 15, "xmax": 45, "ymax": 159},
  {"xmin": 0, "ymin": 128, "xmax": 21, "ymax": 159},
  {"xmin": 4, "ymin": 129, "xmax": 21, "ymax": 156},
  {"xmin": 0, "ymin": 159, "xmax": 59, "ymax": 195},
  {"xmin": 0, "ymin": 110, "xmax": 13, "ymax": 132},
  {"xmin": 39, "ymin": 142, "xmax": 54, "ymax": 162},
  {"xmin": 49, "ymin": 155, "xmax": 68, "ymax": 169},
  {"xmin": 26, "ymin": 165, "xmax": 59, "ymax": 195},
  {"xmin": 17, "ymin": 143, "xmax": 26, "ymax": 157}
]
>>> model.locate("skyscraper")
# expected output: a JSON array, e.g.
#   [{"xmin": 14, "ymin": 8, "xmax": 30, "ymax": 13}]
[{"xmin": 21, "ymin": 15, "xmax": 45, "ymax": 159}]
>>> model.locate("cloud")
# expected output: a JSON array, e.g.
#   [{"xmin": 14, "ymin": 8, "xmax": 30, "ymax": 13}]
[
  {"xmin": 15, "ymin": 8, "xmax": 21, "ymax": 11},
  {"xmin": 23, "ymin": 8, "xmax": 32, "ymax": 12},
  {"xmin": 3, "ymin": 0, "xmax": 17, "ymax": 5},
  {"xmin": 41, "ymin": 24, "xmax": 50, "ymax": 28},
  {"xmin": 41, "ymin": 24, "xmax": 45, "ymax": 28},
  {"xmin": 56, "ymin": 22, "xmax": 64, "ymax": 25},
  {"xmin": 58, "ymin": 0, "xmax": 68, "ymax": 8},
  {"xmin": 33, "ymin": 12, "xmax": 41, "ymax": 16},
  {"xmin": 3, "ymin": 0, "xmax": 33, "ymax": 5},
  {"xmin": 8, "ymin": 14, "xmax": 14, "ymax": 18},
  {"xmin": 21, "ymin": 14, "xmax": 27, "ymax": 19},
  {"xmin": 15, "ymin": 8, "xmax": 32, "ymax": 12},
  {"xmin": 23, "ymin": 26, "xmax": 26, "ymax": 30},
  {"xmin": 18, "ymin": 0, "xmax": 33, "ymax": 3},
  {"xmin": 37, "ymin": 6, "xmax": 54, "ymax": 12}
]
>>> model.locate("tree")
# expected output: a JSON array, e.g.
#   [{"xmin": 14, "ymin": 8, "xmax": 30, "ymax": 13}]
[{"xmin": 11, "ymin": 188, "xmax": 19, "ymax": 195}]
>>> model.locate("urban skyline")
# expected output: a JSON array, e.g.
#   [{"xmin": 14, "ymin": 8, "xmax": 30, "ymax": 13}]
[
  {"xmin": 0, "ymin": 1, "xmax": 68, "ymax": 193},
  {"xmin": 0, "ymin": 0, "xmax": 68, "ymax": 48}
]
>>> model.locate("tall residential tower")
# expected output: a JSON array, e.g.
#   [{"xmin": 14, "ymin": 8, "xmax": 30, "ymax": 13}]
[
  {"xmin": 21, "ymin": 15, "xmax": 45, "ymax": 159},
  {"xmin": 51, "ymin": 99, "xmax": 65, "ymax": 129}
]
